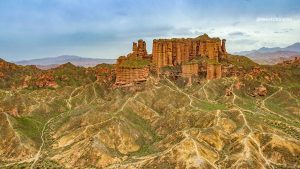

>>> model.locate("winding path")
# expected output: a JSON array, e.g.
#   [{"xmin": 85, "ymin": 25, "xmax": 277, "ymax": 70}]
[{"xmin": 29, "ymin": 118, "xmax": 53, "ymax": 169}]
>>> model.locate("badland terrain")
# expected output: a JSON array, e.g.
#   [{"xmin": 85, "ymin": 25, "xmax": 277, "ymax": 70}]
[{"xmin": 0, "ymin": 34, "xmax": 299, "ymax": 169}]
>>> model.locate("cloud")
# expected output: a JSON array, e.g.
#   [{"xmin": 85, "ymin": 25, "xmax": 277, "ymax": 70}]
[
  {"xmin": 274, "ymin": 28, "xmax": 294, "ymax": 34},
  {"xmin": 0, "ymin": 0, "xmax": 300, "ymax": 60},
  {"xmin": 228, "ymin": 31, "xmax": 249, "ymax": 37},
  {"xmin": 231, "ymin": 39, "xmax": 258, "ymax": 45},
  {"xmin": 231, "ymin": 21, "xmax": 241, "ymax": 26}
]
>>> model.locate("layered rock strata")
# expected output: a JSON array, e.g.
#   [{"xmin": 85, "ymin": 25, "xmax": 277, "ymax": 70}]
[
  {"xmin": 206, "ymin": 64, "xmax": 222, "ymax": 80},
  {"xmin": 182, "ymin": 64, "xmax": 199, "ymax": 77},
  {"xmin": 182, "ymin": 63, "xmax": 199, "ymax": 85},
  {"xmin": 115, "ymin": 40, "xmax": 150, "ymax": 86},
  {"xmin": 115, "ymin": 67, "xmax": 149, "ymax": 85},
  {"xmin": 152, "ymin": 34, "xmax": 226, "ymax": 79},
  {"xmin": 152, "ymin": 34, "xmax": 226, "ymax": 68}
]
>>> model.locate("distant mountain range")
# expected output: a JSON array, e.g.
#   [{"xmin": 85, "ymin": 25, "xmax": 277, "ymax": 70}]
[
  {"xmin": 235, "ymin": 42, "xmax": 300, "ymax": 64},
  {"xmin": 15, "ymin": 55, "xmax": 116, "ymax": 69}
]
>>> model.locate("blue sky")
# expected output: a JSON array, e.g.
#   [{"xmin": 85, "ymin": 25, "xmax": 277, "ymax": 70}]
[{"xmin": 0, "ymin": 0, "xmax": 300, "ymax": 61}]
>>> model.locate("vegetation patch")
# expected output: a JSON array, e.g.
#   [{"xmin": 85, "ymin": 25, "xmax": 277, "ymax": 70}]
[
  {"xmin": 12, "ymin": 116, "xmax": 43, "ymax": 144},
  {"xmin": 119, "ymin": 58, "xmax": 150, "ymax": 68}
]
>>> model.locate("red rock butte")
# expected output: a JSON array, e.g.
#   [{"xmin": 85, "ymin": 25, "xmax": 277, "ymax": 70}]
[
  {"xmin": 115, "ymin": 34, "xmax": 228, "ymax": 86},
  {"xmin": 115, "ymin": 39, "xmax": 151, "ymax": 86},
  {"xmin": 152, "ymin": 34, "xmax": 227, "ymax": 68}
]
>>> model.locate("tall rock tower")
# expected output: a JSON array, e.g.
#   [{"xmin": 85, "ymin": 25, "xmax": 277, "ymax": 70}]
[{"xmin": 128, "ymin": 39, "xmax": 148, "ymax": 59}]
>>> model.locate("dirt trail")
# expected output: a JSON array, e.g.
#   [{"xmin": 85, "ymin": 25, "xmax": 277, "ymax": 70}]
[
  {"xmin": 30, "ymin": 86, "xmax": 82, "ymax": 169},
  {"xmin": 30, "ymin": 118, "xmax": 53, "ymax": 169},
  {"xmin": 162, "ymin": 77, "xmax": 206, "ymax": 111},
  {"xmin": 229, "ymin": 81, "xmax": 276, "ymax": 169}
]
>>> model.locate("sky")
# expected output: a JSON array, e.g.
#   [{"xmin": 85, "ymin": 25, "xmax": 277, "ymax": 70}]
[{"xmin": 0, "ymin": 0, "xmax": 300, "ymax": 61}]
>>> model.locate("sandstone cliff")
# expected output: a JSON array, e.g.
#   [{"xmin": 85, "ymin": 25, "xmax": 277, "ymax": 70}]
[
  {"xmin": 115, "ymin": 40, "xmax": 151, "ymax": 86},
  {"xmin": 182, "ymin": 63, "xmax": 199, "ymax": 85},
  {"xmin": 152, "ymin": 34, "xmax": 227, "ymax": 69},
  {"xmin": 115, "ymin": 67, "xmax": 149, "ymax": 85},
  {"xmin": 152, "ymin": 34, "xmax": 226, "ymax": 80},
  {"xmin": 206, "ymin": 64, "xmax": 222, "ymax": 80}
]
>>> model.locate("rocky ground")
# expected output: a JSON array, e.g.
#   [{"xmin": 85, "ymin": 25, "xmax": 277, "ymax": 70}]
[{"xmin": 0, "ymin": 57, "xmax": 299, "ymax": 169}]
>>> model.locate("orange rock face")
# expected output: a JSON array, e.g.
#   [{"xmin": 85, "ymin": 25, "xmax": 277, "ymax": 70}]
[
  {"xmin": 152, "ymin": 34, "xmax": 226, "ymax": 80},
  {"xmin": 215, "ymin": 64, "xmax": 222, "ymax": 79},
  {"xmin": 182, "ymin": 63, "xmax": 199, "ymax": 86},
  {"xmin": 207, "ymin": 64, "xmax": 222, "ymax": 80},
  {"xmin": 127, "ymin": 39, "xmax": 148, "ymax": 59},
  {"xmin": 182, "ymin": 64, "xmax": 199, "ymax": 78},
  {"xmin": 115, "ymin": 67, "xmax": 149, "ymax": 85},
  {"xmin": 152, "ymin": 34, "xmax": 227, "ymax": 69},
  {"xmin": 113, "ymin": 35, "xmax": 226, "ymax": 86},
  {"xmin": 35, "ymin": 72, "xmax": 58, "ymax": 88},
  {"xmin": 114, "ymin": 40, "xmax": 150, "ymax": 86}
]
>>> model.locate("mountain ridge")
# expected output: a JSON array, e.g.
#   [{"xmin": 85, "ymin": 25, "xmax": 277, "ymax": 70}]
[
  {"xmin": 235, "ymin": 42, "xmax": 300, "ymax": 55},
  {"xmin": 15, "ymin": 55, "xmax": 116, "ymax": 68},
  {"xmin": 235, "ymin": 42, "xmax": 300, "ymax": 64}
]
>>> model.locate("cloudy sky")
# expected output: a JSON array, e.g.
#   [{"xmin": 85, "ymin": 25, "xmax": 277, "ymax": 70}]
[{"xmin": 0, "ymin": 0, "xmax": 300, "ymax": 61}]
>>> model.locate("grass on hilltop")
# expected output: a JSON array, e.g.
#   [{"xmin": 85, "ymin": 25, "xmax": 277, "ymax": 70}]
[{"xmin": 119, "ymin": 58, "xmax": 150, "ymax": 69}]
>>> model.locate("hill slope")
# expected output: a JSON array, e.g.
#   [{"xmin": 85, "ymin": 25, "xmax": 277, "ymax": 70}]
[{"xmin": 0, "ymin": 57, "xmax": 299, "ymax": 169}]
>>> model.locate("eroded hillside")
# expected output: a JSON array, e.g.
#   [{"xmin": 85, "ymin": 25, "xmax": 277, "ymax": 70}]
[{"xmin": 0, "ymin": 56, "xmax": 299, "ymax": 169}]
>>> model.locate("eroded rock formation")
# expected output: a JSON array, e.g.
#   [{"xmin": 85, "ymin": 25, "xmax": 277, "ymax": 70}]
[
  {"xmin": 152, "ymin": 34, "xmax": 226, "ymax": 66},
  {"xmin": 113, "ymin": 35, "xmax": 227, "ymax": 86},
  {"xmin": 127, "ymin": 39, "xmax": 148, "ymax": 59},
  {"xmin": 182, "ymin": 63, "xmax": 199, "ymax": 85},
  {"xmin": 115, "ymin": 67, "xmax": 149, "ymax": 85},
  {"xmin": 115, "ymin": 40, "xmax": 150, "ymax": 86},
  {"xmin": 206, "ymin": 64, "xmax": 222, "ymax": 80},
  {"xmin": 35, "ymin": 72, "xmax": 58, "ymax": 88},
  {"xmin": 182, "ymin": 64, "xmax": 199, "ymax": 77},
  {"xmin": 152, "ymin": 34, "xmax": 226, "ymax": 79},
  {"xmin": 252, "ymin": 85, "xmax": 267, "ymax": 97}
]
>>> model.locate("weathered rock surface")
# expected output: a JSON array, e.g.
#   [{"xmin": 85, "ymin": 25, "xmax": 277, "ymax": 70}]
[
  {"xmin": 182, "ymin": 63, "xmax": 199, "ymax": 85},
  {"xmin": 152, "ymin": 34, "xmax": 226, "ymax": 80},
  {"xmin": 115, "ymin": 67, "xmax": 149, "ymax": 85},
  {"xmin": 252, "ymin": 85, "xmax": 268, "ymax": 97},
  {"xmin": 152, "ymin": 34, "xmax": 227, "ymax": 68},
  {"xmin": 35, "ymin": 73, "xmax": 58, "ymax": 88},
  {"xmin": 182, "ymin": 64, "xmax": 199, "ymax": 78},
  {"xmin": 114, "ymin": 40, "xmax": 150, "ymax": 86},
  {"xmin": 225, "ymin": 88, "xmax": 233, "ymax": 96},
  {"xmin": 207, "ymin": 64, "xmax": 222, "ymax": 80},
  {"xmin": 127, "ymin": 39, "xmax": 148, "ymax": 59}
]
